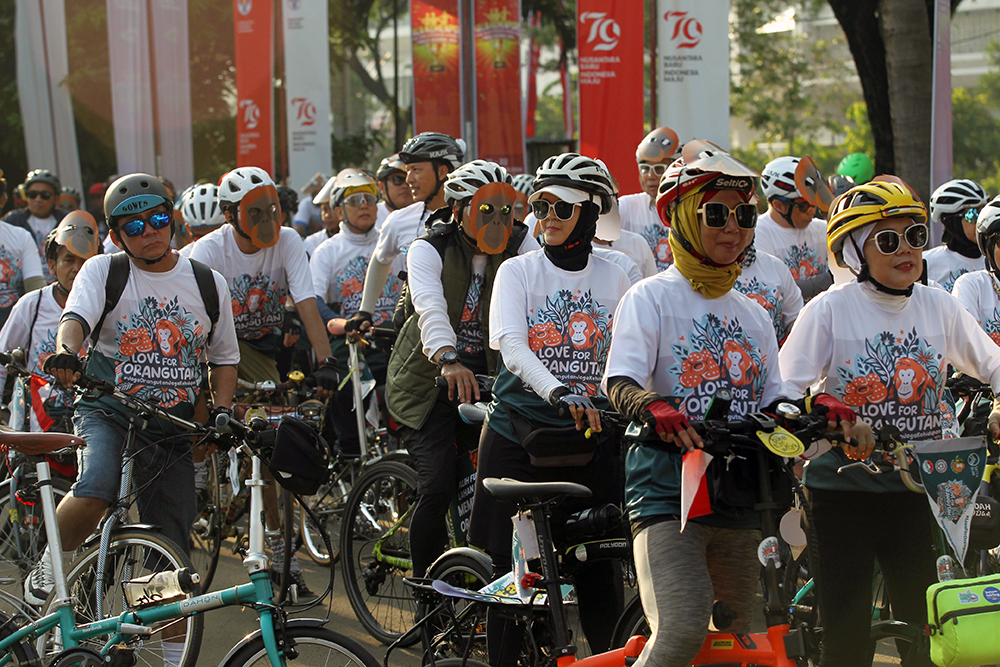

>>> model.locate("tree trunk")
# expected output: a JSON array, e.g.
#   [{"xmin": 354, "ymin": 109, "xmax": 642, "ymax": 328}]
[{"xmin": 879, "ymin": 0, "xmax": 934, "ymax": 203}]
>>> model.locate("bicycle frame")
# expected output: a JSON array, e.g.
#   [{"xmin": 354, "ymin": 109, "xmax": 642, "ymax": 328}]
[{"xmin": 0, "ymin": 447, "xmax": 297, "ymax": 667}]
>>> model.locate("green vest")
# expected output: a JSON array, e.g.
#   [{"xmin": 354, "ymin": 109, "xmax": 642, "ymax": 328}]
[{"xmin": 387, "ymin": 220, "xmax": 527, "ymax": 430}]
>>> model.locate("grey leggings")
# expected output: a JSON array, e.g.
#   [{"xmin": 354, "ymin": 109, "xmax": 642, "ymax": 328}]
[{"xmin": 632, "ymin": 519, "xmax": 761, "ymax": 667}]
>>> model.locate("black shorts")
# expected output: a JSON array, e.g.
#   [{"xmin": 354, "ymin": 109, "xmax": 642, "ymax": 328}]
[{"xmin": 468, "ymin": 422, "xmax": 623, "ymax": 563}]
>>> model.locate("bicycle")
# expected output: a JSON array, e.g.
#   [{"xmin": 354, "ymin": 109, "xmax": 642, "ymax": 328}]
[{"xmin": 0, "ymin": 407, "xmax": 380, "ymax": 667}]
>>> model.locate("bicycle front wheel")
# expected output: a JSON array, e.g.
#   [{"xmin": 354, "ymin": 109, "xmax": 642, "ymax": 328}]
[
  {"xmin": 341, "ymin": 460, "xmax": 419, "ymax": 645},
  {"xmin": 36, "ymin": 529, "xmax": 204, "ymax": 667},
  {"xmin": 190, "ymin": 451, "xmax": 222, "ymax": 590},
  {"xmin": 220, "ymin": 626, "xmax": 379, "ymax": 667}
]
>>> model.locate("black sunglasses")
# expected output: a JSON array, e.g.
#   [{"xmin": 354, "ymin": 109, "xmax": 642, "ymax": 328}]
[
  {"xmin": 779, "ymin": 197, "xmax": 815, "ymax": 213},
  {"xmin": 119, "ymin": 212, "xmax": 172, "ymax": 238},
  {"xmin": 388, "ymin": 174, "xmax": 406, "ymax": 186},
  {"xmin": 698, "ymin": 202, "xmax": 758, "ymax": 229},
  {"xmin": 870, "ymin": 223, "xmax": 928, "ymax": 255},
  {"xmin": 531, "ymin": 199, "xmax": 578, "ymax": 221},
  {"xmin": 26, "ymin": 190, "xmax": 53, "ymax": 200}
]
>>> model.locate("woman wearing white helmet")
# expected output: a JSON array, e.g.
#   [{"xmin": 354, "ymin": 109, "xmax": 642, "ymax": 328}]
[
  {"xmin": 467, "ymin": 153, "xmax": 630, "ymax": 664},
  {"xmin": 953, "ymin": 195, "xmax": 1000, "ymax": 345},
  {"xmin": 925, "ymin": 178, "xmax": 989, "ymax": 291}
]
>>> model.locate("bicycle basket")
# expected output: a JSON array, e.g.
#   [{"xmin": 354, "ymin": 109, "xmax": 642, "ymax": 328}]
[{"xmin": 267, "ymin": 416, "xmax": 331, "ymax": 495}]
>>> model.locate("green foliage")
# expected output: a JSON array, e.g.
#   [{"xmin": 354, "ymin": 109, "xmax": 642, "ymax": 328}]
[
  {"xmin": 0, "ymin": 2, "xmax": 26, "ymax": 211},
  {"xmin": 331, "ymin": 126, "xmax": 390, "ymax": 172}
]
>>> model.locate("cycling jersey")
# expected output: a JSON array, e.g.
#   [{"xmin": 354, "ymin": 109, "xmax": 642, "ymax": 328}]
[
  {"xmin": 780, "ymin": 281, "xmax": 1000, "ymax": 493},
  {"xmin": 619, "ymin": 192, "xmax": 672, "ymax": 272},
  {"xmin": 734, "ymin": 249, "xmax": 803, "ymax": 341},
  {"xmin": 924, "ymin": 245, "xmax": 983, "ymax": 292},
  {"xmin": 0, "ymin": 223, "xmax": 44, "ymax": 327},
  {"xmin": 953, "ymin": 269, "xmax": 1000, "ymax": 344},
  {"xmin": 753, "ymin": 210, "xmax": 829, "ymax": 280}
]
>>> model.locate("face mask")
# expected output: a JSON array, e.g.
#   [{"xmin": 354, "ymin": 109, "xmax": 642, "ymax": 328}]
[
  {"xmin": 238, "ymin": 184, "xmax": 281, "ymax": 248},
  {"xmin": 466, "ymin": 182, "xmax": 517, "ymax": 254},
  {"xmin": 56, "ymin": 211, "xmax": 100, "ymax": 258}
]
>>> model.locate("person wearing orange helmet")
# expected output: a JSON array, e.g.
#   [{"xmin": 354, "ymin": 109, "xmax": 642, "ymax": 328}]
[{"xmin": 619, "ymin": 127, "xmax": 682, "ymax": 273}]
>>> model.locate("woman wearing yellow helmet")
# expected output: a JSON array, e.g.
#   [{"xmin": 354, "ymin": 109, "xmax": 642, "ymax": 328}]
[{"xmin": 780, "ymin": 180, "xmax": 1000, "ymax": 665}]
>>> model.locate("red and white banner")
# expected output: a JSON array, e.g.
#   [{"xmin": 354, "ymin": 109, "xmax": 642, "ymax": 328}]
[
  {"xmin": 411, "ymin": 0, "xmax": 462, "ymax": 137},
  {"xmin": 525, "ymin": 12, "xmax": 541, "ymax": 139},
  {"xmin": 656, "ymin": 0, "xmax": 731, "ymax": 148},
  {"xmin": 107, "ymin": 0, "xmax": 157, "ymax": 175},
  {"xmin": 283, "ymin": 0, "xmax": 332, "ymax": 190},
  {"xmin": 474, "ymin": 0, "xmax": 525, "ymax": 173},
  {"xmin": 234, "ymin": 0, "xmax": 275, "ymax": 175},
  {"xmin": 150, "ymin": 0, "xmax": 194, "ymax": 189},
  {"xmin": 577, "ymin": 0, "xmax": 644, "ymax": 195}
]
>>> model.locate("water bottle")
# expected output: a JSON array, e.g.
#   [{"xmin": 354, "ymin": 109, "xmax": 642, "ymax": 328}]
[{"xmin": 123, "ymin": 568, "xmax": 201, "ymax": 609}]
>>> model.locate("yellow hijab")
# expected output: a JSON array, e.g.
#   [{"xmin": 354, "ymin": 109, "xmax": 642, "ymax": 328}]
[{"xmin": 667, "ymin": 190, "xmax": 743, "ymax": 299}]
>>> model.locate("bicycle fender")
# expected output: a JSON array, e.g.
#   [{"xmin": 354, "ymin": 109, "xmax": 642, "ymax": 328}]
[
  {"xmin": 359, "ymin": 449, "xmax": 411, "ymax": 472},
  {"xmin": 218, "ymin": 618, "xmax": 328, "ymax": 666},
  {"xmin": 78, "ymin": 524, "xmax": 164, "ymax": 551},
  {"xmin": 427, "ymin": 547, "xmax": 493, "ymax": 577}
]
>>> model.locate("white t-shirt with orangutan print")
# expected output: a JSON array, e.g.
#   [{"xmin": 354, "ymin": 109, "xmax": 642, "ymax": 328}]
[
  {"xmin": 619, "ymin": 193, "xmax": 673, "ymax": 272},
  {"xmin": 64, "ymin": 254, "xmax": 240, "ymax": 434},
  {"xmin": 953, "ymin": 269, "xmax": 1000, "ymax": 346},
  {"xmin": 753, "ymin": 210, "xmax": 829, "ymax": 281},
  {"xmin": 188, "ymin": 226, "xmax": 314, "ymax": 354},
  {"xmin": 310, "ymin": 225, "xmax": 401, "ymax": 326}
]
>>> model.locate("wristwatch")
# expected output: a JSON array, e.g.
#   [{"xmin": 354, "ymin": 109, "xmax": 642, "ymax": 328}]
[{"xmin": 437, "ymin": 350, "xmax": 461, "ymax": 369}]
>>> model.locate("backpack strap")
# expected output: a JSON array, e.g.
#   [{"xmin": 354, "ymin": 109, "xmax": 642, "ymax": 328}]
[
  {"xmin": 24, "ymin": 289, "xmax": 44, "ymax": 356},
  {"xmin": 91, "ymin": 253, "xmax": 130, "ymax": 345},
  {"xmin": 189, "ymin": 259, "xmax": 220, "ymax": 346}
]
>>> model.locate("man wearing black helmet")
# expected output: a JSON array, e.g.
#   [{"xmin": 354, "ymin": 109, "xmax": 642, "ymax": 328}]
[
  {"xmin": 346, "ymin": 132, "xmax": 466, "ymax": 335},
  {"xmin": 4, "ymin": 169, "xmax": 69, "ymax": 283},
  {"xmin": 375, "ymin": 153, "xmax": 414, "ymax": 219},
  {"xmin": 31, "ymin": 174, "xmax": 240, "ymax": 617}
]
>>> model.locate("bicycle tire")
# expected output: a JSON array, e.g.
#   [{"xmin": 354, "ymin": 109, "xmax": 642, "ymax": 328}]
[
  {"xmin": 189, "ymin": 451, "xmax": 222, "ymax": 590},
  {"xmin": 0, "ymin": 476, "xmax": 71, "ymax": 583},
  {"xmin": 610, "ymin": 593, "xmax": 649, "ymax": 650},
  {"xmin": 299, "ymin": 458, "xmax": 355, "ymax": 565},
  {"xmin": 219, "ymin": 626, "xmax": 380, "ymax": 667},
  {"xmin": 425, "ymin": 553, "xmax": 493, "ymax": 662},
  {"xmin": 341, "ymin": 459, "xmax": 420, "ymax": 645},
  {"xmin": 35, "ymin": 529, "xmax": 204, "ymax": 667},
  {"xmin": 423, "ymin": 659, "xmax": 491, "ymax": 667},
  {"xmin": 0, "ymin": 608, "xmax": 40, "ymax": 665}
]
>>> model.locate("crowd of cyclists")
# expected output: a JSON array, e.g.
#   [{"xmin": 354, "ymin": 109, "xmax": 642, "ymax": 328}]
[{"xmin": 1, "ymin": 124, "xmax": 999, "ymax": 667}]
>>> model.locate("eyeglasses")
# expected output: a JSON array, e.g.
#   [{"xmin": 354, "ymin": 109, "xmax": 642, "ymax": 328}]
[
  {"xmin": 638, "ymin": 163, "xmax": 668, "ymax": 177},
  {"xmin": 964, "ymin": 207, "xmax": 980, "ymax": 222},
  {"xmin": 698, "ymin": 202, "xmax": 758, "ymax": 229},
  {"xmin": 870, "ymin": 223, "xmax": 928, "ymax": 255},
  {"xmin": 119, "ymin": 212, "xmax": 172, "ymax": 238},
  {"xmin": 343, "ymin": 193, "xmax": 376, "ymax": 208},
  {"xmin": 530, "ymin": 199, "xmax": 579, "ymax": 221},
  {"xmin": 779, "ymin": 197, "xmax": 816, "ymax": 213},
  {"xmin": 26, "ymin": 190, "xmax": 53, "ymax": 200},
  {"xmin": 388, "ymin": 175, "xmax": 406, "ymax": 187}
]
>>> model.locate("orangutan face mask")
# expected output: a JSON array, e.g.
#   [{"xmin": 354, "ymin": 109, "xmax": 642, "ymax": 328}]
[
  {"xmin": 465, "ymin": 182, "xmax": 517, "ymax": 254},
  {"xmin": 238, "ymin": 184, "xmax": 281, "ymax": 248}
]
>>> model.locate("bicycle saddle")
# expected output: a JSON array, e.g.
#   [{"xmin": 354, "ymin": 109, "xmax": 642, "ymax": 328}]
[
  {"xmin": 0, "ymin": 426, "xmax": 85, "ymax": 456},
  {"xmin": 483, "ymin": 477, "xmax": 592, "ymax": 504}
]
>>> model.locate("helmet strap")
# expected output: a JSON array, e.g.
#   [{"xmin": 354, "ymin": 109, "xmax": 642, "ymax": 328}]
[
  {"xmin": 848, "ymin": 237, "xmax": 913, "ymax": 296},
  {"xmin": 772, "ymin": 199, "xmax": 796, "ymax": 228},
  {"xmin": 339, "ymin": 206, "xmax": 372, "ymax": 236},
  {"xmin": 53, "ymin": 280, "xmax": 70, "ymax": 298}
]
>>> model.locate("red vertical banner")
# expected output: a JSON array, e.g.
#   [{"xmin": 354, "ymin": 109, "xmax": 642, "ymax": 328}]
[
  {"xmin": 411, "ymin": 0, "xmax": 462, "ymax": 137},
  {"xmin": 233, "ymin": 0, "xmax": 274, "ymax": 175},
  {"xmin": 525, "ymin": 12, "xmax": 541, "ymax": 139},
  {"xmin": 474, "ymin": 0, "xmax": 525, "ymax": 174},
  {"xmin": 577, "ymin": 1, "xmax": 644, "ymax": 194}
]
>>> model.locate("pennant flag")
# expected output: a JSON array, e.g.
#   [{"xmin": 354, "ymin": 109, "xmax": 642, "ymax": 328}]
[{"xmin": 680, "ymin": 449, "xmax": 713, "ymax": 531}]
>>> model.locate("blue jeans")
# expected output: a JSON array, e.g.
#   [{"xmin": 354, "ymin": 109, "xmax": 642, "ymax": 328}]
[{"xmin": 72, "ymin": 409, "xmax": 196, "ymax": 554}]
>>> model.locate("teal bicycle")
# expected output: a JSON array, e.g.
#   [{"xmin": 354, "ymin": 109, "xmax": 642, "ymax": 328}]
[{"xmin": 0, "ymin": 368, "xmax": 378, "ymax": 667}]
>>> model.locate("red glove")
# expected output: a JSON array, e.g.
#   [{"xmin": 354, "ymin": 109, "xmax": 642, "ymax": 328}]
[
  {"xmin": 809, "ymin": 393, "xmax": 857, "ymax": 425},
  {"xmin": 644, "ymin": 400, "xmax": 691, "ymax": 438}
]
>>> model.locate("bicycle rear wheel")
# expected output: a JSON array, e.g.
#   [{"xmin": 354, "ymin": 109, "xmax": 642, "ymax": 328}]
[
  {"xmin": 425, "ymin": 553, "xmax": 493, "ymax": 662},
  {"xmin": 220, "ymin": 626, "xmax": 379, "ymax": 667},
  {"xmin": 189, "ymin": 451, "xmax": 222, "ymax": 590},
  {"xmin": 341, "ymin": 460, "xmax": 419, "ymax": 645},
  {"xmin": 36, "ymin": 529, "xmax": 204, "ymax": 667}
]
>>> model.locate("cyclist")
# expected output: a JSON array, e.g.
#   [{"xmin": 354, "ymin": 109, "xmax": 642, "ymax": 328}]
[
  {"xmin": 925, "ymin": 178, "xmax": 989, "ymax": 292},
  {"xmin": 30, "ymin": 174, "xmax": 240, "ymax": 621},
  {"xmin": 375, "ymin": 153, "xmax": 414, "ymax": 220},
  {"xmin": 5, "ymin": 169, "xmax": 69, "ymax": 283},
  {"xmin": 954, "ymin": 195, "xmax": 1000, "ymax": 343},
  {"xmin": 592, "ymin": 188, "xmax": 644, "ymax": 286},
  {"xmin": 57, "ymin": 187, "xmax": 81, "ymax": 212},
  {"xmin": 303, "ymin": 175, "xmax": 343, "ymax": 257},
  {"xmin": 779, "ymin": 179, "xmax": 1000, "ymax": 666},
  {"xmin": 0, "ymin": 214, "xmax": 46, "ymax": 328},
  {"xmin": 467, "ymin": 154, "xmax": 628, "ymax": 663},
  {"xmin": 188, "ymin": 166, "xmax": 337, "ymax": 597},
  {"xmin": 733, "ymin": 234, "xmax": 804, "ymax": 343},
  {"xmin": 310, "ymin": 169, "xmax": 400, "ymax": 455},
  {"xmin": 388, "ymin": 160, "xmax": 536, "ymax": 581},
  {"xmin": 292, "ymin": 171, "xmax": 326, "ymax": 237},
  {"xmin": 836, "ymin": 152, "xmax": 875, "ymax": 186},
  {"xmin": 346, "ymin": 132, "xmax": 465, "ymax": 336},
  {"xmin": 754, "ymin": 156, "xmax": 834, "ymax": 301},
  {"xmin": 177, "ymin": 183, "xmax": 227, "ymax": 257},
  {"xmin": 619, "ymin": 126, "xmax": 682, "ymax": 272},
  {"xmin": 0, "ymin": 212, "xmax": 99, "ymax": 432},
  {"xmin": 602, "ymin": 143, "xmax": 859, "ymax": 667}
]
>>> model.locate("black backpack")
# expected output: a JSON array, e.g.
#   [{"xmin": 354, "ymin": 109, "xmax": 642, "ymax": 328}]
[{"xmin": 90, "ymin": 253, "xmax": 220, "ymax": 346}]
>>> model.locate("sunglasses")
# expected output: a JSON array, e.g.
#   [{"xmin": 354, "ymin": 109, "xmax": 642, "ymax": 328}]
[
  {"xmin": 964, "ymin": 207, "xmax": 980, "ymax": 222},
  {"xmin": 343, "ymin": 193, "xmax": 376, "ymax": 208},
  {"xmin": 639, "ymin": 163, "xmax": 668, "ymax": 177},
  {"xmin": 870, "ymin": 223, "xmax": 928, "ymax": 255},
  {"xmin": 779, "ymin": 197, "xmax": 815, "ymax": 213},
  {"xmin": 531, "ymin": 199, "xmax": 579, "ymax": 221},
  {"xmin": 698, "ymin": 202, "xmax": 758, "ymax": 229},
  {"xmin": 26, "ymin": 190, "xmax": 53, "ymax": 200},
  {"xmin": 119, "ymin": 211, "xmax": 172, "ymax": 238},
  {"xmin": 388, "ymin": 174, "xmax": 407, "ymax": 186}
]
